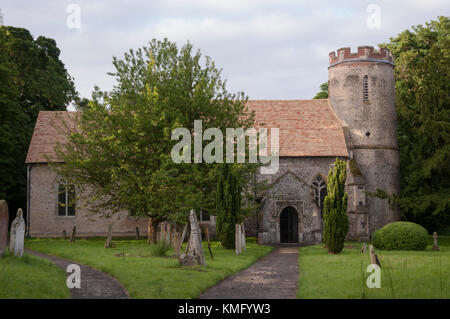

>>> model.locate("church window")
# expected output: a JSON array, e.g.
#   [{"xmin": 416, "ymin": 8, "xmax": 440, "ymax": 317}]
[
  {"xmin": 363, "ymin": 75, "xmax": 369, "ymax": 102},
  {"xmin": 58, "ymin": 182, "xmax": 75, "ymax": 216},
  {"xmin": 354, "ymin": 186, "xmax": 366, "ymax": 207},
  {"xmin": 312, "ymin": 175, "xmax": 327, "ymax": 218}
]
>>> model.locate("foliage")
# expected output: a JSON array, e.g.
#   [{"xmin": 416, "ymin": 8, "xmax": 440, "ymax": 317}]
[
  {"xmin": 378, "ymin": 16, "xmax": 450, "ymax": 231},
  {"xmin": 52, "ymin": 38, "xmax": 255, "ymax": 223},
  {"xmin": 371, "ymin": 221, "xmax": 428, "ymax": 251},
  {"xmin": 216, "ymin": 164, "xmax": 241, "ymax": 249},
  {"xmin": 0, "ymin": 26, "xmax": 77, "ymax": 218},
  {"xmin": 323, "ymin": 158, "xmax": 349, "ymax": 254},
  {"xmin": 348, "ymin": 158, "xmax": 362, "ymax": 176},
  {"xmin": 149, "ymin": 240, "xmax": 171, "ymax": 256},
  {"xmin": 313, "ymin": 82, "xmax": 328, "ymax": 99},
  {"xmin": 25, "ymin": 238, "xmax": 273, "ymax": 298}
]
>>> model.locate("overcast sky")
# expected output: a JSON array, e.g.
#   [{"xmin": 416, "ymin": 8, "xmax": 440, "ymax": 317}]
[{"xmin": 1, "ymin": 1, "xmax": 449, "ymax": 104}]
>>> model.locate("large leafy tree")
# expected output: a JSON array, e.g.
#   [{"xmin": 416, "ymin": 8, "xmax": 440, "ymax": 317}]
[
  {"xmin": 0, "ymin": 26, "xmax": 77, "ymax": 220},
  {"xmin": 53, "ymin": 39, "xmax": 255, "ymax": 229},
  {"xmin": 377, "ymin": 16, "xmax": 450, "ymax": 231}
]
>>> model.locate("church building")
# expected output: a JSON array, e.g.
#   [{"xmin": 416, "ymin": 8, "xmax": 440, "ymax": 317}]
[{"xmin": 25, "ymin": 46, "xmax": 401, "ymax": 243}]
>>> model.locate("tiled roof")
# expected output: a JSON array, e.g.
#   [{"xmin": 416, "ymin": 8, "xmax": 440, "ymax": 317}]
[
  {"xmin": 25, "ymin": 99, "xmax": 348, "ymax": 163},
  {"xmin": 25, "ymin": 111, "xmax": 79, "ymax": 164},
  {"xmin": 246, "ymin": 99, "xmax": 348, "ymax": 157}
]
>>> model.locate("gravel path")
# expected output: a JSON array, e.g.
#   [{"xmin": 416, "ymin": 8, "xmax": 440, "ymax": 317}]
[
  {"xmin": 25, "ymin": 249, "xmax": 130, "ymax": 299},
  {"xmin": 200, "ymin": 245, "xmax": 299, "ymax": 299}
]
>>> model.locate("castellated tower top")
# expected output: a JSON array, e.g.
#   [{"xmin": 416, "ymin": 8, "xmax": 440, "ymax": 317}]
[{"xmin": 328, "ymin": 46, "xmax": 393, "ymax": 67}]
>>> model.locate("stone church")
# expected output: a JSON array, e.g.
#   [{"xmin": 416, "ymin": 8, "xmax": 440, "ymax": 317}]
[{"xmin": 25, "ymin": 46, "xmax": 400, "ymax": 244}]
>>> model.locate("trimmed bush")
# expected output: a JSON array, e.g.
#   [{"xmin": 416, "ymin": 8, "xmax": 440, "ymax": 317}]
[
  {"xmin": 371, "ymin": 222, "xmax": 428, "ymax": 250},
  {"xmin": 323, "ymin": 158, "xmax": 349, "ymax": 254}
]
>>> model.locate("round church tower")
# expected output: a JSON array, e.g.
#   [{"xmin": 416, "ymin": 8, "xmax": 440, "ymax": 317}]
[{"xmin": 328, "ymin": 46, "xmax": 401, "ymax": 235}]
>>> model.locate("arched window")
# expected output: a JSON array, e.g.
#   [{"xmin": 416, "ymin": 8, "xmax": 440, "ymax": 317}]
[
  {"xmin": 363, "ymin": 75, "xmax": 369, "ymax": 102},
  {"xmin": 312, "ymin": 175, "xmax": 327, "ymax": 218}
]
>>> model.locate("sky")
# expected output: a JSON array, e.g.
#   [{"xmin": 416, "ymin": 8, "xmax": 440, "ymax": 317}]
[{"xmin": 1, "ymin": 0, "xmax": 449, "ymax": 105}]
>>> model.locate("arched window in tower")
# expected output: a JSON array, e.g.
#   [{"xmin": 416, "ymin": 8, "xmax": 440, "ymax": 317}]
[
  {"xmin": 363, "ymin": 75, "xmax": 369, "ymax": 102},
  {"xmin": 312, "ymin": 175, "xmax": 327, "ymax": 218}
]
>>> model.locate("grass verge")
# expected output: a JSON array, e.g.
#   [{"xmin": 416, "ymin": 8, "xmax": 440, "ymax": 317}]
[
  {"xmin": 25, "ymin": 237, "xmax": 272, "ymax": 299},
  {"xmin": 0, "ymin": 250, "xmax": 70, "ymax": 299},
  {"xmin": 297, "ymin": 236, "xmax": 450, "ymax": 298}
]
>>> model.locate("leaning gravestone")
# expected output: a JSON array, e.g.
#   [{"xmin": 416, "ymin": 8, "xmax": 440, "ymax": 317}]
[
  {"xmin": 179, "ymin": 210, "xmax": 205, "ymax": 266},
  {"xmin": 0, "ymin": 200, "xmax": 9, "ymax": 257},
  {"xmin": 10, "ymin": 208, "xmax": 25, "ymax": 257}
]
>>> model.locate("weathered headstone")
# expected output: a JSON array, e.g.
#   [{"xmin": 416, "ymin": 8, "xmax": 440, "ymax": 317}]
[
  {"xmin": 432, "ymin": 232, "xmax": 440, "ymax": 251},
  {"xmin": 105, "ymin": 224, "xmax": 113, "ymax": 248},
  {"xmin": 63, "ymin": 230, "xmax": 67, "ymax": 240},
  {"xmin": 70, "ymin": 226, "xmax": 76, "ymax": 242},
  {"xmin": 0, "ymin": 200, "xmax": 9, "ymax": 257},
  {"xmin": 235, "ymin": 224, "xmax": 242, "ymax": 255},
  {"xmin": 9, "ymin": 208, "xmax": 25, "ymax": 257},
  {"xmin": 369, "ymin": 244, "xmax": 381, "ymax": 268},
  {"xmin": 360, "ymin": 243, "xmax": 367, "ymax": 253},
  {"xmin": 180, "ymin": 209, "xmax": 205, "ymax": 266},
  {"xmin": 173, "ymin": 231, "xmax": 181, "ymax": 256},
  {"xmin": 369, "ymin": 245, "xmax": 376, "ymax": 265},
  {"xmin": 241, "ymin": 222, "xmax": 246, "ymax": 251}
]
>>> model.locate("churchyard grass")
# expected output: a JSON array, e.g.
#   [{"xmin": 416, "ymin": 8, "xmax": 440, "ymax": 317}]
[
  {"xmin": 297, "ymin": 236, "xmax": 450, "ymax": 299},
  {"xmin": 25, "ymin": 237, "xmax": 272, "ymax": 298},
  {"xmin": 0, "ymin": 250, "xmax": 70, "ymax": 299}
]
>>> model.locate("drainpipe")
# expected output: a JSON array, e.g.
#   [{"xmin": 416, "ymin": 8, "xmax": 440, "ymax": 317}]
[{"xmin": 26, "ymin": 164, "xmax": 31, "ymax": 238}]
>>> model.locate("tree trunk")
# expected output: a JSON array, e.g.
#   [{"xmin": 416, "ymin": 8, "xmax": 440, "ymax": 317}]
[
  {"xmin": 105, "ymin": 224, "xmax": 113, "ymax": 248},
  {"xmin": 147, "ymin": 218, "xmax": 158, "ymax": 244}
]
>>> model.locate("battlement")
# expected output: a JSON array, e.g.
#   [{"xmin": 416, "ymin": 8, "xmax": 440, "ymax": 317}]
[{"xmin": 329, "ymin": 46, "xmax": 393, "ymax": 66}]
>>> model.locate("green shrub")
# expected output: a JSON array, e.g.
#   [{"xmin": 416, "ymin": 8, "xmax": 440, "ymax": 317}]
[
  {"xmin": 149, "ymin": 240, "xmax": 171, "ymax": 256},
  {"xmin": 323, "ymin": 158, "xmax": 348, "ymax": 254},
  {"xmin": 372, "ymin": 222, "xmax": 428, "ymax": 250}
]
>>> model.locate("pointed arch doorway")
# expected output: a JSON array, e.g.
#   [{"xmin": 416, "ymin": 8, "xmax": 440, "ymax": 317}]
[{"xmin": 280, "ymin": 206, "xmax": 299, "ymax": 243}]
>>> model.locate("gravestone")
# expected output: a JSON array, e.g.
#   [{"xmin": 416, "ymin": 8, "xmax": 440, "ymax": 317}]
[
  {"xmin": 432, "ymin": 232, "xmax": 440, "ymax": 251},
  {"xmin": 360, "ymin": 243, "xmax": 367, "ymax": 253},
  {"xmin": 369, "ymin": 245, "xmax": 376, "ymax": 265},
  {"xmin": 10, "ymin": 208, "xmax": 25, "ymax": 257},
  {"xmin": 0, "ymin": 200, "xmax": 9, "ymax": 257},
  {"xmin": 180, "ymin": 209, "xmax": 205, "ymax": 266},
  {"xmin": 235, "ymin": 224, "xmax": 242, "ymax": 255},
  {"xmin": 173, "ymin": 231, "xmax": 181, "ymax": 256},
  {"xmin": 70, "ymin": 226, "xmax": 76, "ymax": 242},
  {"xmin": 63, "ymin": 230, "xmax": 67, "ymax": 240},
  {"xmin": 241, "ymin": 222, "xmax": 246, "ymax": 251}
]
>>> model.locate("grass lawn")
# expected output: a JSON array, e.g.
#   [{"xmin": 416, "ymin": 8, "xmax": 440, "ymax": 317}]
[
  {"xmin": 25, "ymin": 237, "xmax": 273, "ymax": 299},
  {"xmin": 298, "ymin": 236, "xmax": 450, "ymax": 299},
  {"xmin": 0, "ymin": 250, "xmax": 70, "ymax": 299}
]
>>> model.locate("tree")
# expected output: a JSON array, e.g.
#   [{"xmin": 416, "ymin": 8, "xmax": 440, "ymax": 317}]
[
  {"xmin": 53, "ymin": 39, "xmax": 255, "ymax": 230},
  {"xmin": 376, "ymin": 16, "xmax": 450, "ymax": 231},
  {"xmin": 323, "ymin": 158, "xmax": 348, "ymax": 254},
  {"xmin": 215, "ymin": 164, "xmax": 241, "ymax": 249},
  {"xmin": 0, "ymin": 26, "xmax": 77, "ymax": 222},
  {"xmin": 313, "ymin": 82, "xmax": 328, "ymax": 99}
]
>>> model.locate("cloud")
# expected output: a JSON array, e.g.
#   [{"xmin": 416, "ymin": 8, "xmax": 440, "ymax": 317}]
[{"xmin": 1, "ymin": 0, "xmax": 449, "ymax": 101}]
